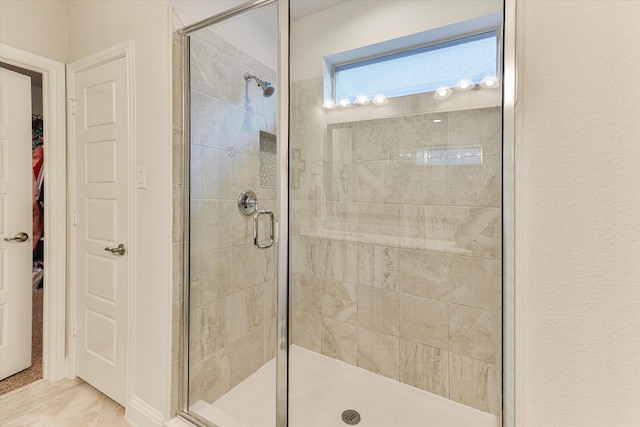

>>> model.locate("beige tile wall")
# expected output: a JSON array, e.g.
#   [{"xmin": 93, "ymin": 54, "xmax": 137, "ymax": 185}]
[
  {"xmin": 290, "ymin": 76, "xmax": 502, "ymax": 415},
  {"xmin": 173, "ymin": 28, "xmax": 278, "ymax": 407}
]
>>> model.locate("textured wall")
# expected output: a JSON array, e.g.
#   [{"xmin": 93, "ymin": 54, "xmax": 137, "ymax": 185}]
[
  {"xmin": 0, "ymin": 0, "xmax": 69, "ymax": 63},
  {"xmin": 67, "ymin": 1, "xmax": 174, "ymax": 421},
  {"xmin": 516, "ymin": 1, "xmax": 640, "ymax": 426},
  {"xmin": 290, "ymin": 78, "xmax": 503, "ymax": 415}
]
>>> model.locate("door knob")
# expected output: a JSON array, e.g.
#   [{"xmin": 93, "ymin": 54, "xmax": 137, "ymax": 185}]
[
  {"xmin": 4, "ymin": 232, "xmax": 29, "ymax": 242},
  {"xmin": 104, "ymin": 243, "xmax": 126, "ymax": 256}
]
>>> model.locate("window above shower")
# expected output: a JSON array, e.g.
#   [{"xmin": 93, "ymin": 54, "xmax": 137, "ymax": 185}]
[{"xmin": 322, "ymin": 12, "xmax": 502, "ymax": 108}]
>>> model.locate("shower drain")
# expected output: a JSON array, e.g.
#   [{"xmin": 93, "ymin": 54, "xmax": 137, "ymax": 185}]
[{"xmin": 341, "ymin": 409, "xmax": 361, "ymax": 425}]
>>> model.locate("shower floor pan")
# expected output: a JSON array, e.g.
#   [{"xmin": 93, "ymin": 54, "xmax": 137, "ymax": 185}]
[{"xmin": 191, "ymin": 345, "xmax": 498, "ymax": 427}]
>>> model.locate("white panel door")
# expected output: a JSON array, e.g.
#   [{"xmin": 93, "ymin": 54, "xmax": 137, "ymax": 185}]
[
  {"xmin": 0, "ymin": 68, "xmax": 33, "ymax": 380},
  {"xmin": 71, "ymin": 56, "xmax": 129, "ymax": 405}
]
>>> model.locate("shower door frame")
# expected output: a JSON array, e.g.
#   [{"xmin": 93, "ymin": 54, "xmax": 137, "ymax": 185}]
[
  {"xmin": 503, "ymin": 0, "xmax": 516, "ymax": 425},
  {"xmin": 176, "ymin": 0, "xmax": 516, "ymax": 426},
  {"xmin": 177, "ymin": 1, "xmax": 289, "ymax": 426}
]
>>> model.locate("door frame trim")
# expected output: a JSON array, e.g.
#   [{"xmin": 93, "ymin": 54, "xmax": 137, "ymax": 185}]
[
  {"xmin": 66, "ymin": 40, "xmax": 135, "ymax": 407},
  {"xmin": 0, "ymin": 43, "xmax": 67, "ymax": 382}
]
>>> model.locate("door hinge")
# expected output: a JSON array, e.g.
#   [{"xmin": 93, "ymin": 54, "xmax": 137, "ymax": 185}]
[
  {"xmin": 72, "ymin": 321, "xmax": 77, "ymax": 337},
  {"xmin": 70, "ymin": 98, "xmax": 76, "ymax": 116},
  {"xmin": 73, "ymin": 210, "xmax": 78, "ymax": 226}
]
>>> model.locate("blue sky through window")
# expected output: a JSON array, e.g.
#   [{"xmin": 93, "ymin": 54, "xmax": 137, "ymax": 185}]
[{"xmin": 335, "ymin": 31, "xmax": 497, "ymax": 101}]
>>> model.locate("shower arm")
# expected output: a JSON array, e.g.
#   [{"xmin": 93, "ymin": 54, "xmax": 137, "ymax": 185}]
[{"xmin": 244, "ymin": 72, "xmax": 271, "ymax": 87}]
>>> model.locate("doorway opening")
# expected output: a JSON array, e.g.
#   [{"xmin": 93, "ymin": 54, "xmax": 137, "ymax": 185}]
[{"xmin": 0, "ymin": 62, "xmax": 45, "ymax": 395}]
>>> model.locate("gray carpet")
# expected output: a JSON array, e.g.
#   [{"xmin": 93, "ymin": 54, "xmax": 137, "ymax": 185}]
[{"xmin": 0, "ymin": 289, "xmax": 43, "ymax": 395}]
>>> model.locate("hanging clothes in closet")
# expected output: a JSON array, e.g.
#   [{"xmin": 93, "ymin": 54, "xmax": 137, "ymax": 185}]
[
  {"xmin": 32, "ymin": 144, "xmax": 43, "ymax": 252},
  {"xmin": 32, "ymin": 114, "xmax": 44, "ymax": 288}
]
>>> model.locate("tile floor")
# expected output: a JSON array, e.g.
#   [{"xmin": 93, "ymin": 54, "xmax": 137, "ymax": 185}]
[{"xmin": 0, "ymin": 377, "xmax": 131, "ymax": 426}]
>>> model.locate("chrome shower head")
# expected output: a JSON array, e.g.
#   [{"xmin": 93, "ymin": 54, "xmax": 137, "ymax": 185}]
[
  {"xmin": 244, "ymin": 72, "xmax": 275, "ymax": 97},
  {"xmin": 263, "ymin": 84, "xmax": 275, "ymax": 97}
]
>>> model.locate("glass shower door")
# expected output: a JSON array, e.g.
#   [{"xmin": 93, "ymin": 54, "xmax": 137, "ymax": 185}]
[
  {"xmin": 288, "ymin": 1, "xmax": 504, "ymax": 426},
  {"xmin": 182, "ymin": 2, "xmax": 281, "ymax": 426},
  {"xmin": 179, "ymin": 1, "xmax": 507, "ymax": 426}
]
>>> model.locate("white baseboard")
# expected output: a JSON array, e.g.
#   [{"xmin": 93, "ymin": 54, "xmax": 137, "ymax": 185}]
[{"xmin": 126, "ymin": 395, "xmax": 165, "ymax": 427}]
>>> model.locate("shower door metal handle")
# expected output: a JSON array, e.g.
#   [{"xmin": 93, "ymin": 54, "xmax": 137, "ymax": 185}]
[{"xmin": 253, "ymin": 209, "xmax": 275, "ymax": 249}]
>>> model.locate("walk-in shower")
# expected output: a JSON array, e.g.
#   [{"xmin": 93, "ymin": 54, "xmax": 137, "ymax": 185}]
[{"xmin": 175, "ymin": 0, "xmax": 513, "ymax": 426}]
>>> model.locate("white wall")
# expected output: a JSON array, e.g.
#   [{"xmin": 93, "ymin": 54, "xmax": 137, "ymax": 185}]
[
  {"xmin": 515, "ymin": 1, "xmax": 640, "ymax": 426},
  {"xmin": 0, "ymin": 0, "xmax": 69, "ymax": 63},
  {"xmin": 169, "ymin": 0, "xmax": 245, "ymax": 26},
  {"xmin": 68, "ymin": 1, "xmax": 173, "ymax": 424},
  {"xmin": 290, "ymin": 0, "xmax": 501, "ymax": 81}
]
